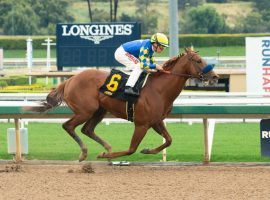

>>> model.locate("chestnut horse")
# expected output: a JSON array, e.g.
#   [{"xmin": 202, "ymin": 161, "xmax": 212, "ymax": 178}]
[{"xmin": 27, "ymin": 48, "xmax": 218, "ymax": 161}]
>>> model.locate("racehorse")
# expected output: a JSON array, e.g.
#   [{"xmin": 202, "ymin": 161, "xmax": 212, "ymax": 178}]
[{"xmin": 25, "ymin": 48, "xmax": 218, "ymax": 161}]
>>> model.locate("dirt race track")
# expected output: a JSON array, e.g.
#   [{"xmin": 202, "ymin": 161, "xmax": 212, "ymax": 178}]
[{"xmin": 1, "ymin": 162, "xmax": 270, "ymax": 200}]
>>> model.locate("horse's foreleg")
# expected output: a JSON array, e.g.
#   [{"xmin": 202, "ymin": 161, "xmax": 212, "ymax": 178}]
[
  {"xmin": 140, "ymin": 121, "xmax": 172, "ymax": 154},
  {"xmin": 97, "ymin": 125, "xmax": 148, "ymax": 159},
  {"xmin": 62, "ymin": 115, "xmax": 88, "ymax": 162},
  {"xmin": 81, "ymin": 107, "xmax": 112, "ymax": 153}
]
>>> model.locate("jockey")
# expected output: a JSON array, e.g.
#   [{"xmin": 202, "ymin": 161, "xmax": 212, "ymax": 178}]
[{"xmin": 114, "ymin": 32, "xmax": 169, "ymax": 96}]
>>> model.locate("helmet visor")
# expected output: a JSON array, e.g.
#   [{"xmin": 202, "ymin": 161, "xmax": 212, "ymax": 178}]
[{"xmin": 158, "ymin": 42, "xmax": 169, "ymax": 48}]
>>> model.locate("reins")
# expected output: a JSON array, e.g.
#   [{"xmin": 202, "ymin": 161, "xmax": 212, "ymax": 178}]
[
  {"xmin": 160, "ymin": 70, "xmax": 195, "ymax": 79},
  {"xmin": 161, "ymin": 70, "xmax": 206, "ymax": 81},
  {"xmin": 159, "ymin": 51, "xmax": 213, "ymax": 81}
]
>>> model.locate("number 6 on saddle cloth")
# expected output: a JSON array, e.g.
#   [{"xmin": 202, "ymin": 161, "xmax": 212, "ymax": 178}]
[{"xmin": 99, "ymin": 69, "xmax": 149, "ymax": 121}]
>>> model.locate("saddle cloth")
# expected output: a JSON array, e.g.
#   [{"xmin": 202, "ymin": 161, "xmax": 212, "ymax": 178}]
[
  {"xmin": 99, "ymin": 69, "xmax": 148, "ymax": 122},
  {"xmin": 99, "ymin": 68, "xmax": 148, "ymax": 102}
]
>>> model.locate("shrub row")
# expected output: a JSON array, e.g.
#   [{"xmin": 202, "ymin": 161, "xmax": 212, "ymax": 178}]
[
  {"xmin": 0, "ymin": 33, "xmax": 269, "ymax": 50},
  {"xmin": 0, "ymin": 36, "xmax": 56, "ymax": 50},
  {"xmin": 144, "ymin": 33, "xmax": 270, "ymax": 47},
  {"xmin": 0, "ymin": 76, "xmax": 37, "ymax": 88}
]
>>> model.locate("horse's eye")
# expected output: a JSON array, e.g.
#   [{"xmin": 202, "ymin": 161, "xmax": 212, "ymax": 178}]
[{"xmin": 197, "ymin": 60, "xmax": 202, "ymax": 63}]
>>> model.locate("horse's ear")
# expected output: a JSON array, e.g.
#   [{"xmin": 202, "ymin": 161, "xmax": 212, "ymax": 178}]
[{"xmin": 184, "ymin": 47, "xmax": 188, "ymax": 53}]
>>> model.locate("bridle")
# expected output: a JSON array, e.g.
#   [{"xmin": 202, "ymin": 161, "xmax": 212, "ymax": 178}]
[
  {"xmin": 161, "ymin": 53, "xmax": 214, "ymax": 81},
  {"xmin": 187, "ymin": 53, "xmax": 214, "ymax": 81}
]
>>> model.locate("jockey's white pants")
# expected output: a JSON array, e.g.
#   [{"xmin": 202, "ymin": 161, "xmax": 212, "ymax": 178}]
[{"xmin": 114, "ymin": 46, "xmax": 143, "ymax": 87}]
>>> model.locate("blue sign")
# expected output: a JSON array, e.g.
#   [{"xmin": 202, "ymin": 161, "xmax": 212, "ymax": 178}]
[
  {"xmin": 260, "ymin": 119, "xmax": 270, "ymax": 157},
  {"xmin": 56, "ymin": 22, "xmax": 141, "ymax": 70}
]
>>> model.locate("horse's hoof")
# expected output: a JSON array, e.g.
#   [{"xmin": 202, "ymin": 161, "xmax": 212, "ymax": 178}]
[
  {"xmin": 140, "ymin": 148, "xmax": 150, "ymax": 154},
  {"xmin": 79, "ymin": 154, "xmax": 87, "ymax": 162},
  {"xmin": 97, "ymin": 152, "xmax": 107, "ymax": 158},
  {"xmin": 79, "ymin": 149, "xmax": 88, "ymax": 162}
]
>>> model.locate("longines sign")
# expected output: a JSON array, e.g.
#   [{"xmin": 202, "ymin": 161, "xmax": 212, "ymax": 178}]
[{"xmin": 56, "ymin": 22, "xmax": 141, "ymax": 70}]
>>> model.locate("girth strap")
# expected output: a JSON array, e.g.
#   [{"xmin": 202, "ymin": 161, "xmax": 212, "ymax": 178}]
[{"xmin": 126, "ymin": 100, "xmax": 135, "ymax": 122}]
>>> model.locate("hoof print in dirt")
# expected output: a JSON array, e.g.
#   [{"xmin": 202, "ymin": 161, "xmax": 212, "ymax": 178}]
[
  {"xmin": 81, "ymin": 163, "xmax": 95, "ymax": 173},
  {"xmin": 67, "ymin": 169, "xmax": 74, "ymax": 173},
  {"xmin": 0, "ymin": 165, "xmax": 22, "ymax": 173}
]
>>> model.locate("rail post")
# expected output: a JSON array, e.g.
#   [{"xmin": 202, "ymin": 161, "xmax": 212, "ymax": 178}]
[
  {"xmin": 203, "ymin": 118, "xmax": 210, "ymax": 164},
  {"xmin": 14, "ymin": 118, "xmax": 22, "ymax": 162},
  {"xmin": 42, "ymin": 38, "xmax": 56, "ymax": 85},
  {"xmin": 26, "ymin": 38, "xmax": 33, "ymax": 85}
]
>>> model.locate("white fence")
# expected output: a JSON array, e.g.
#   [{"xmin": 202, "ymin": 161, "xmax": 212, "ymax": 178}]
[
  {"xmin": 0, "ymin": 92, "xmax": 269, "ymax": 124},
  {"xmin": 1, "ymin": 92, "xmax": 269, "ymax": 104},
  {"xmin": 3, "ymin": 56, "xmax": 246, "ymax": 68}
]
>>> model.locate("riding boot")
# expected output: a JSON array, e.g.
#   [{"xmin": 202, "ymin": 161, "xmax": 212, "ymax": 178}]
[{"xmin": 125, "ymin": 67, "xmax": 143, "ymax": 96}]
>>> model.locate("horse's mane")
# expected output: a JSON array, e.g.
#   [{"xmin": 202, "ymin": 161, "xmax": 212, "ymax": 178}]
[{"xmin": 162, "ymin": 53, "xmax": 185, "ymax": 71}]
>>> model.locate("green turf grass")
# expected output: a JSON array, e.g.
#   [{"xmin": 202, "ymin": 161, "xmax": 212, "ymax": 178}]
[
  {"xmin": 4, "ymin": 49, "xmax": 56, "ymax": 59},
  {"xmin": 212, "ymin": 123, "xmax": 270, "ymax": 162},
  {"xmin": 1, "ymin": 122, "xmax": 269, "ymax": 162}
]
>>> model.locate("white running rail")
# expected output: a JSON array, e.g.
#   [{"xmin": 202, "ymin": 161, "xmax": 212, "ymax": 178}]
[{"xmin": 1, "ymin": 92, "xmax": 270, "ymax": 105}]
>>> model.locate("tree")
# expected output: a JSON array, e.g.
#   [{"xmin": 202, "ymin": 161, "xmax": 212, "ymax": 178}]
[
  {"xmin": 114, "ymin": 0, "xmax": 118, "ymax": 21},
  {"xmin": 92, "ymin": 8, "xmax": 110, "ymax": 22},
  {"xmin": 110, "ymin": 0, "xmax": 113, "ymax": 22},
  {"xmin": 178, "ymin": 0, "xmax": 205, "ymax": 10},
  {"xmin": 30, "ymin": 0, "xmax": 74, "ymax": 28},
  {"xmin": 252, "ymin": 0, "xmax": 270, "ymax": 23},
  {"xmin": 0, "ymin": 0, "xmax": 74, "ymax": 35},
  {"xmin": 261, "ymin": 10, "xmax": 270, "ymax": 23},
  {"xmin": 86, "ymin": 0, "xmax": 93, "ymax": 22},
  {"xmin": 235, "ymin": 12, "xmax": 267, "ymax": 33},
  {"xmin": 239, "ymin": 0, "xmax": 270, "ymax": 33},
  {"xmin": 109, "ymin": 0, "xmax": 118, "ymax": 22},
  {"xmin": 3, "ymin": 3, "xmax": 39, "ymax": 35},
  {"xmin": 119, "ymin": 13, "xmax": 136, "ymax": 22},
  {"xmin": 0, "ymin": 0, "xmax": 13, "ymax": 26},
  {"xmin": 252, "ymin": 0, "xmax": 270, "ymax": 12},
  {"xmin": 134, "ymin": 0, "xmax": 158, "ymax": 34},
  {"xmin": 85, "ymin": 0, "xmax": 118, "ymax": 22},
  {"xmin": 182, "ymin": 6, "xmax": 228, "ymax": 34}
]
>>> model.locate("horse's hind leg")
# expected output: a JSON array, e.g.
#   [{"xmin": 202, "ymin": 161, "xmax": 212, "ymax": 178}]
[
  {"xmin": 62, "ymin": 115, "xmax": 89, "ymax": 162},
  {"xmin": 97, "ymin": 125, "xmax": 148, "ymax": 159},
  {"xmin": 81, "ymin": 107, "xmax": 112, "ymax": 153},
  {"xmin": 140, "ymin": 121, "xmax": 172, "ymax": 154}
]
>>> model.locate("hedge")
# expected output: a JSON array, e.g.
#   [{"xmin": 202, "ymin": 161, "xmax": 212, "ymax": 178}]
[
  {"xmin": 143, "ymin": 33, "xmax": 270, "ymax": 47},
  {"xmin": 0, "ymin": 36, "xmax": 56, "ymax": 50},
  {"xmin": 0, "ymin": 33, "xmax": 270, "ymax": 50}
]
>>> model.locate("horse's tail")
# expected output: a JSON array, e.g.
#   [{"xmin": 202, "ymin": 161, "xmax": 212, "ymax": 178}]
[{"xmin": 24, "ymin": 82, "xmax": 66, "ymax": 113}]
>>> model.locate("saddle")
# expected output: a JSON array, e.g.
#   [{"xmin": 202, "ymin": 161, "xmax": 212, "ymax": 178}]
[{"xmin": 99, "ymin": 69, "xmax": 149, "ymax": 122}]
